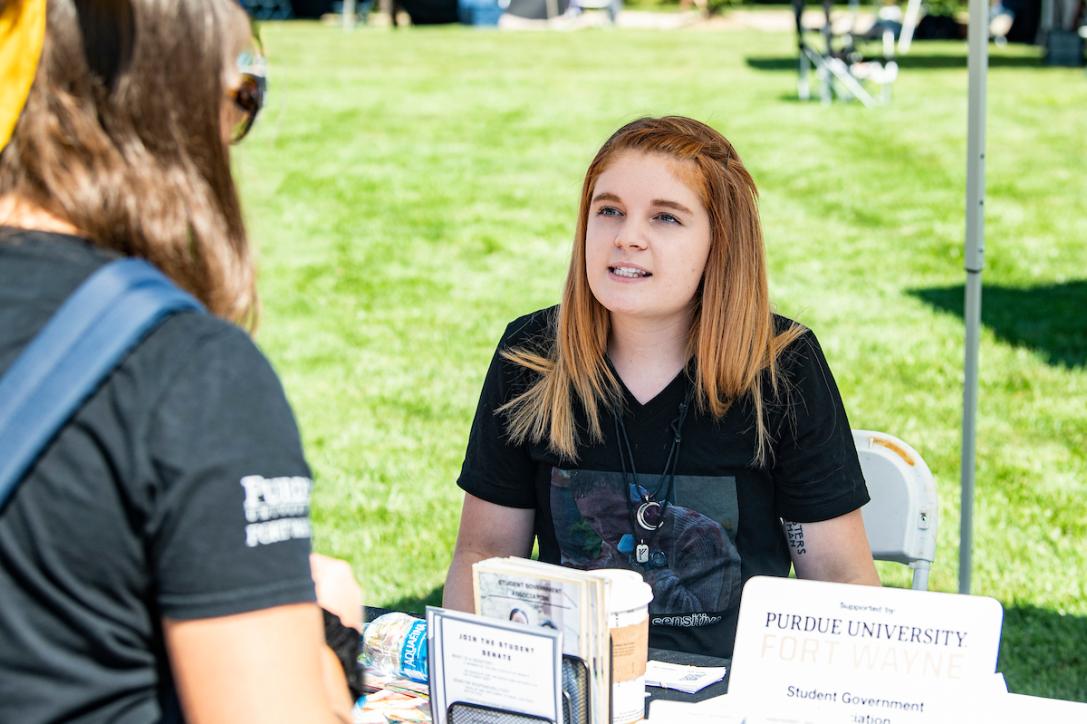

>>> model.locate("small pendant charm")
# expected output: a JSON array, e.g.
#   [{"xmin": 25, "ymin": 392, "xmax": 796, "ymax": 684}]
[
  {"xmin": 636, "ymin": 543, "xmax": 650, "ymax": 564},
  {"xmin": 636, "ymin": 500, "xmax": 665, "ymax": 531}
]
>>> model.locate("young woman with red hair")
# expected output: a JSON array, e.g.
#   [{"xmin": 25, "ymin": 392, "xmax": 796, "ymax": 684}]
[{"xmin": 444, "ymin": 116, "xmax": 879, "ymax": 658}]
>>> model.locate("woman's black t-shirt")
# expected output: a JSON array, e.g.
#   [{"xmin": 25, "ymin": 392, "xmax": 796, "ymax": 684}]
[
  {"xmin": 458, "ymin": 307, "xmax": 869, "ymax": 659},
  {"xmin": 0, "ymin": 230, "xmax": 316, "ymax": 723}
]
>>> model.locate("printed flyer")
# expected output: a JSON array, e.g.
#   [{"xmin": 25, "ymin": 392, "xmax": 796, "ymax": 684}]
[
  {"xmin": 426, "ymin": 606, "xmax": 563, "ymax": 724},
  {"xmin": 727, "ymin": 577, "xmax": 1004, "ymax": 722}
]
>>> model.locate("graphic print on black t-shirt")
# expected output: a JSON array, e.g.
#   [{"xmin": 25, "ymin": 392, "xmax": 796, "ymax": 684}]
[{"xmin": 550, "ymin": 467, "xmax": 742, "ymax": 628}]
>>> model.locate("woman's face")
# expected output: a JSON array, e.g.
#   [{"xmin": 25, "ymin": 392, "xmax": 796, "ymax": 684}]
[{"xmin": 584, "ymin": 150, "xmax": 712, "ymax": 328}]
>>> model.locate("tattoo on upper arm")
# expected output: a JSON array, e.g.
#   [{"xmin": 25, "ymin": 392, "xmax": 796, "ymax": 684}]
[{"xmin": 784, "ymin": 521, "xmax": 806, "ymax": 556}]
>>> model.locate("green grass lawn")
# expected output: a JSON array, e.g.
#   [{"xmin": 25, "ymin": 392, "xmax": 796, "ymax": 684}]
[{"xmin": 234, "ymin": 22, "xmax": 1087, "ymax": 700}]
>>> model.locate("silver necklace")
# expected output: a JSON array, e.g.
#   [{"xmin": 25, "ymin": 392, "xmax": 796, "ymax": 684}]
[{"xmin": 614, "ymin": 385, "xmax": 693, "ymax": 564}]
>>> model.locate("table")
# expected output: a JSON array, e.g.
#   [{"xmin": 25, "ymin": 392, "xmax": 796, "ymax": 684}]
[{"xmin": 362, "ymin": 607, "xmax": 1087, "ymax": 723}]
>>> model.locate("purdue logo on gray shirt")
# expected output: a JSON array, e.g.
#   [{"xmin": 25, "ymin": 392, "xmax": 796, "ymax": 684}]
[{"xmin": 240, "ymin": 475, "xmax": 313, "ymax": 547}]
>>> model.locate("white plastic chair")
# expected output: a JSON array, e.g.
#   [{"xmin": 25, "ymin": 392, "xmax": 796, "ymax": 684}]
[
  {"xmin": 853, "ymin": 430, "xmax": 938, "ymax": 590},
  {"xmin": 571, "ymin": 0, "xmax": 619, "ymax": 23}
]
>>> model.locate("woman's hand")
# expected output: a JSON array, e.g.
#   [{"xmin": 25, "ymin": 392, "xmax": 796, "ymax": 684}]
[
  {"xmin": 310, "ymin": 554, "xmax": 364, "ymax": 719},
  {"xmin": 310, "ymin": 553, "xmax": 363, "ymax": 631}
]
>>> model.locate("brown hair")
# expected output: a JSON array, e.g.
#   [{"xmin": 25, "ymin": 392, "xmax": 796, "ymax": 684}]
[
  {"xmin": 501, "ymin": 116, "xmax": 804, "ymax": 465},
  {"xmin": 0, "ymin": 0, "xmax": 257, "ymax": 325}
]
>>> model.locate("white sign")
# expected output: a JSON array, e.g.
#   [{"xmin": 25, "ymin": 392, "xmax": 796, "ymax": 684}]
[
  {"xmin": 728, "ymin": 577, "xmax": 1004, "ymax": 722},
  {"xmin": 427, "ymin": 606, "xmax": 564, "ymax": 724}
]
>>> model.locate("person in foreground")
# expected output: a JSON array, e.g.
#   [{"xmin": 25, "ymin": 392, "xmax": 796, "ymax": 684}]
[
  {"xmin": 0, "ymin": 1, "xmax": 361, "ymax": 721},
  {"xmin": 444, "ymin": 116, "xmax": 880, "ymax": 658}
]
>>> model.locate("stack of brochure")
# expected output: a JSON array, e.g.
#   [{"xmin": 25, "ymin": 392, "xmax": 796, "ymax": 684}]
[
  {"xmin": 644, "ymin": 660, "xmax": 727, "ymax": 694},
  {"xmin": 472, "ymin": 557, "xmax": 611, "ymax": 724}
]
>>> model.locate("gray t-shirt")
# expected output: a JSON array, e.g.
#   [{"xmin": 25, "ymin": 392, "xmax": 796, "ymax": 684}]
[{"xmin": 0, "ymin": 230, "xmax": 317, "ymax": 723}]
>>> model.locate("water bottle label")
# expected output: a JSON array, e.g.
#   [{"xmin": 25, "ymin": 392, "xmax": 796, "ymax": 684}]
[{"xmin": 399, "ymin": 619, "xmax": 428, "ymax": 683}]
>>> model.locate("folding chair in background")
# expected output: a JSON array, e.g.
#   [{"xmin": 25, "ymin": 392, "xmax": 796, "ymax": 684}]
[
  {"xmin": 568, "ymin": 0, "xmax": 620, "ymax": 24},
  {"xmin": 793, "ymin": 0, "xmax": 900, "ymax": 107},
  {"xmin": 854, "ymin": 429, "xmax": 938, "ymax": 590}
]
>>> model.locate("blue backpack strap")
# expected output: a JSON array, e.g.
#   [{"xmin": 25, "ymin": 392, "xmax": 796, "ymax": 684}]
[{"xmin": 0, "ymin": 258, "xmax": 204, "ymax": 510}]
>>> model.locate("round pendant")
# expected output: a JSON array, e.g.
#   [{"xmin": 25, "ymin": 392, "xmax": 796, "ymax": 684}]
[{"xmin": 636, "ymin": 500, "xmax": 665, "ymax": 531}]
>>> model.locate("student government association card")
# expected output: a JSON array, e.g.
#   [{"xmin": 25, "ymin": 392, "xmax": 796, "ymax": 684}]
[
  {"xmin": 727, "ymin": 577, "xmax": 1004, "ymax": 723},
  {"xmin": 426, "ymin": 606, "xmax": 563, "ymax": 724}
]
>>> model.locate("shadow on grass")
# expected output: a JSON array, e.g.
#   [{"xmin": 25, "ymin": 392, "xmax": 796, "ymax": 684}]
[
  {"xmin": 381, "ymin": 585, "xmax": 444, "ymax": 616},
  {"xmin": 1000, "ymin": 604, "xmax": 1087, "ymax": 701},
  {"xmin": 745, "ymin": 54, "xmax": 1043, "ymax": 72},
  {"xmin": 364, "ymin": 586, "xmax": 442, "ymax": 623},
  {"xmin": 909, "ymin": 281, "xmax": 1087, "ymax": 368}
]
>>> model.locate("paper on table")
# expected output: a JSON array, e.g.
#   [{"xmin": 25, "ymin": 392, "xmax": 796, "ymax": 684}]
[
  {"xmin": 644, "ymin": 660, "xmax": 727, "ymax": 694},
  {"xmin": 646, "ymin": 695, "xmax": 742, "ymax": 723}
]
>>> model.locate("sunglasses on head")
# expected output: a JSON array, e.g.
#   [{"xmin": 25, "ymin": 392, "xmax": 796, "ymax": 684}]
[
  {"xmin": 228, "ymin": 27, "xmax": 267, "ymax": 144},
  {"xmin": 229, "ymin": 69, "xmax": 266, "ymax": 144}
]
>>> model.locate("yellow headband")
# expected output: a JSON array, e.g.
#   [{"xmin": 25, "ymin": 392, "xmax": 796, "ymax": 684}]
[{"xmin": 0, "ymin": 0, "xmax": 47, "ymax": 152}]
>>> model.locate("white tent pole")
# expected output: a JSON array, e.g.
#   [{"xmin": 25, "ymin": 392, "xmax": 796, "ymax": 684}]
[{"xmin": 960, "ymin": 0, "xmax": 988, "ymax": 595}]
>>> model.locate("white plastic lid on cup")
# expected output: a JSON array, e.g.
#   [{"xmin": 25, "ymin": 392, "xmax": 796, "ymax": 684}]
[{"xmin": 594, "ymin": 569, "xmax": 653, "ymax": 622}]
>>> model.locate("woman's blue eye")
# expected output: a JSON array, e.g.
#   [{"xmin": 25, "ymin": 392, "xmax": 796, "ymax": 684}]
[
  {"xmin": 656, "ymin": 212, "xmax": 680, "ymax": 225},
  {"xmin": 597, "ymin": 206, "xmax": 622, "ymax": 217}
]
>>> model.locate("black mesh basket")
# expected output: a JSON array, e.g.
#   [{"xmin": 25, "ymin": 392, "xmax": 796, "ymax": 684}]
[
  {"xmin": 446, "ymin": 654, "xmax": 590, "ymax": 724},
  {"xmin": 561, "ymin": 655, "xmax": 589, "ymax": 724},
  {"xmin": 448, "ymin": 701, "xmax": 552, "ymax": 724}
]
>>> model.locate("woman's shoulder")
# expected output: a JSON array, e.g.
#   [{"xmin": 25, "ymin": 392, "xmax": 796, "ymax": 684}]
[
  {"xmin": 767, "ymin": 315, "xmax": 844, "ymax": 411},
  {"xmin": 484, "ymin": 306, "xmax": 558, "ymax": 396},
  {"xmin": 771, "ymin": 312, "xmax": 813, "ymax": 340},
  {"xmin": 126, "ymin": 311, "xmax": 281, "ymax": 412},
  {"xmin": 150, "ymin": 309, "xmax": 254, "ymax": 352},
  {"xmin": 772, "ymin": 313, "xmax": 822, "ymax": 367},
  {"xmin": 499, "ymin": 305, "xmax": 558, "ymax": 351}
]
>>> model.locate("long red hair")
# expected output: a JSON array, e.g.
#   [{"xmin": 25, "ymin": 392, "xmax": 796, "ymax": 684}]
[{"xmin": 500, "ymin": 116, "xmax": 803, "ymax": 465}]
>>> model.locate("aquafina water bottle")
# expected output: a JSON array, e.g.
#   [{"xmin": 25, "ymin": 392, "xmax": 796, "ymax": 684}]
[{"xmin": 361, "ymin": 612, "xmax": 428, "ymax": 683}]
